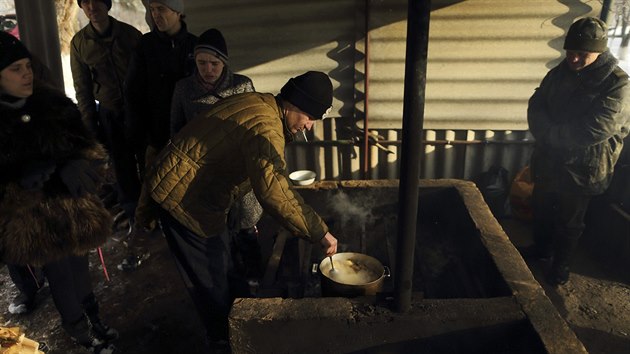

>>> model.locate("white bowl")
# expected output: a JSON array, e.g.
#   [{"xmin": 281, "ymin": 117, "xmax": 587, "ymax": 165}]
[{"xmin": 289, "ymin": 170, "xmax": 316, "ymax": 185}]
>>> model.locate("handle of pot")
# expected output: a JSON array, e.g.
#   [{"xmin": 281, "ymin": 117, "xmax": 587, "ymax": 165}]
[
  {"xmin": 312, "ymin": 263, "xmax": 319, "ymax": 274},
  {"xmin": 383, "ymin": 266, "xmax": 391, "ymax": 278}
]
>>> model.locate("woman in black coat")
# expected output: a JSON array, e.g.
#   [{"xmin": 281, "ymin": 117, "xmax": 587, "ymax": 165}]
[{"xmin": 0, "ymin": 32, "xmax": 117, "ymax": 354}]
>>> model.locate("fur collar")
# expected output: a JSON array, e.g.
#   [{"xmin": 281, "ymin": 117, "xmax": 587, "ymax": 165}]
[{"xmin": 560, "ymin": 50, "xmax": 619, "ymax": 88}]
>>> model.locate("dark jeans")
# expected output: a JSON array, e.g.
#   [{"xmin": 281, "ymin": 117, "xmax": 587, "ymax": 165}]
[
  {"xmin": 133, "ymin": 145, "xmax": 160, "ymax": 230},
  {"xmin": 42, "ymin": 254, "xmax": 94, "ymax": 325},
  {"xmin": 97, "ymin": 107, "xmax": 141, "ymax": 216},
  {"xmin": 7, "ymin": 264, "xmax": 44, "ymax": 298},
  {"xmin": 160, "ymin": 211, "xmax": 248, "ymax": 341},
  {"xmin": 532, "ymin": 186, "xmax": 592, "ymax": 268}
]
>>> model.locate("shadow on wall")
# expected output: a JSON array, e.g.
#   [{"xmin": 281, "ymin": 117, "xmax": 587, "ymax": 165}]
[{"xmin": 184, "ymin": 0, "xmax": 463, "ymax": 72}]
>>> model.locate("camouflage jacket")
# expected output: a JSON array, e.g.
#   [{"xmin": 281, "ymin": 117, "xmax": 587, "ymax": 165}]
[{"xmin": 528, "ymin": 50, "xmax": 630, "ymax": 195}]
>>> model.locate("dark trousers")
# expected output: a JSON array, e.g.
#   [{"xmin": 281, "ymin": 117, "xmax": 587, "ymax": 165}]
[
  {"xmin": 42, "ymin": 254, "xmax": 94, "ymax": 325},
  {"xmin": 532, "ymin": 186, "xmax": 592, "ymax": 269},
  {"xmin": 97, "ymin": 107, "xmax": 141, "ymax": 217},
  {"xmin": 7, "ymin": 264, "xmax": 44, "ymax": 298},
  {"xmin": 133, "ymin": 145, "xmax": 160, "ymax": 230},
  {"xmin": 160, "ymin": 211, "xmax": 248, "ymax": 341}
]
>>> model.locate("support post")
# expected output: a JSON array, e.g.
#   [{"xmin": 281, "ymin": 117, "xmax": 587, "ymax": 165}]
[{"xmin": 394, "ymin": 0, "xmax": 431, "ymax": 313}]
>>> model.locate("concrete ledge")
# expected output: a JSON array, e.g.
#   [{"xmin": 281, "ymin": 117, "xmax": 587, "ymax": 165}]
[{"xmin": 230, "ymin": 297, "xmax": 530, "ymax": 354}]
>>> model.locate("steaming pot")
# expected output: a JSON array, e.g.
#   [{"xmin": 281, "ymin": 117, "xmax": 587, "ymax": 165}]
[{"xmin": 318, "ymin": 252, "xmax": 390, "ymax": 297}]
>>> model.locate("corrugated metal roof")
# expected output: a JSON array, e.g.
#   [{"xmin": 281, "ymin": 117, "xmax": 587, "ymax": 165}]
[{"xmin": 183, "ymin": 0, "xmax": 601, "ymax": 131}]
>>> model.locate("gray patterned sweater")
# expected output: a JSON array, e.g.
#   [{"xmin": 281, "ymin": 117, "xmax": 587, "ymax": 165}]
[{"xmin": 170, "ymin": 69, "xmax": 255, "ymax": 136}]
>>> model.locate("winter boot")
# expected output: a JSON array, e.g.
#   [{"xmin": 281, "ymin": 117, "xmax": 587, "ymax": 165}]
[
  {"xmin": 63, "ymin": 315, "xmax": 115, "ymax": 354},
  {"xmin": 522, "ymin": 220, "xmax": 554, "ymax": 260},
  {"xmin": 8, "ymin": 291, "xmax": 36, "ymax": 315},
  {"xmin": 117, "ymin": 226, "xmax": 151, "ymax": 271},
  {"xmin": 547, "ymin": 231, "xmax": 581, "ymax": 286},
  {"xmin": 83, "ymin": 293, "xmax": 119, "ymax": 341}
]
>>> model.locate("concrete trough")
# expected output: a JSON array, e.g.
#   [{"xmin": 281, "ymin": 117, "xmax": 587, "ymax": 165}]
[{"xmin": 229, "ymin": 179, "xmax": 587, "ymax": 354}]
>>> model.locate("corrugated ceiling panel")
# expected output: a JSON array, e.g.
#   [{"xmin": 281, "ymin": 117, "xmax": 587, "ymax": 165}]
[
  {"xmin": 184, "ymin": 0, "xmax": 359, "ymax": 129},
  {"xmin": 183, "ymin": 0, "xmax": 601, "ymax": 132},
  {"xmin": 368, "ymin": 0, "xmax": 601, "ymax": 130}
]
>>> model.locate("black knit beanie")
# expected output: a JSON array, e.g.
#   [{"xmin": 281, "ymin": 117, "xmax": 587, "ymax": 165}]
[
  {"xmin": 195, "ymin": 28, "xmax": 228, "ymax": 63},
  {"xmin": 0, "ymin": 31, "xmax": 31, "ymax": 72},
  {"xmin": 280, "ymin": 71, "xmax": 333, "ymax": 120},
  {"xmin": 77, "ymin": 0, "xmax": 112, "ymax": 10},
  {"xmin": 564, "ymin": 17, "xmax": 608, "ymax": 53}
]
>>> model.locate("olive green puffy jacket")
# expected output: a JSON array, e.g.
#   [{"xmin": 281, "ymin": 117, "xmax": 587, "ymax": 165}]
[
  {"xmin": 70, "ymin": 17, "xmax": 141, "ymax": 124},
  {"xmin": 147, "ymin": 92, "xmax": 328, "ymax": 241}
]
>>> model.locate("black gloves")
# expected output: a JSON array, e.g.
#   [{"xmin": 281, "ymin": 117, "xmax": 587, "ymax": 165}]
[
  {"xmin": 19, "ymin": 160, "xmax": 57, "ymax": 190},
  {"xmin": 59, "ymin": 159, "xmax": 103, "ymax": 197}
]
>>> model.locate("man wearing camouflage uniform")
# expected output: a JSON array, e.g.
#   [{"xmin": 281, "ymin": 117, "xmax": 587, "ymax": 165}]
[{"xmin": 525, "ymin": 17, "xmax": 630, "ymax": 285}]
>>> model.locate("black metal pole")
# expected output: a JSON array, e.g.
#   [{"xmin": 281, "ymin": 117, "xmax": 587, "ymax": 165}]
[
  {"xmin": 362, "ymin": 0, "xmax": 371, "ymax": 180},
  {"xmin": 394, "ymin": 0, "xmax": 430, "ymax": 313},
  {"xmin": 600, "ymin": 0, "xmax": 612, "ymax": 23}
]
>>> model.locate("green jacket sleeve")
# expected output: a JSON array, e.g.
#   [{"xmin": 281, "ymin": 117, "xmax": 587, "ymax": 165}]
[{"xmin": 242, "ymin": 119, "xmax": 328, "ymax": 242}]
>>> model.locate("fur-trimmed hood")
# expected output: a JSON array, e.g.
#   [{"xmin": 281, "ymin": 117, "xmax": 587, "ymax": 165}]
[{"xmin": 0, "ymin": 86, "xmax": 112, "ymax": 266}]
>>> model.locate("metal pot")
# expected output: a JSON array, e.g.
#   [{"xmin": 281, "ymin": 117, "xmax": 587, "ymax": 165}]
[{"xmin": 317, "ymin": 252, "xmax": 390, "ymax": 297}]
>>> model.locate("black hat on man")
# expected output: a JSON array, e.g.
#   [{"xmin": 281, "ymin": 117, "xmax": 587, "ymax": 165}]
[
  {"xmin": 77, "ymin": 0, "xmax": 112, "ymax": 10},
  {"xmin": 0, "ymin": 31, "xmax": 31, "ymax": 72},
  {"xmin": 280, "ymin": 71, "xmax": 333, "ymax": 120},
  {"xmin": 564, "ymin": 17, "xmax": 608, "ymax": 53},
  {"xmin": 195, "ymin": 28, "xmax": 228, "ymax": 64}
]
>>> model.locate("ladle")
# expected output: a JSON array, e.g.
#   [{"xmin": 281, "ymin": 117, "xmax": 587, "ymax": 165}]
[{"xmin": 328, "ymin": 256, "xmax": 336, "ymax": 274}]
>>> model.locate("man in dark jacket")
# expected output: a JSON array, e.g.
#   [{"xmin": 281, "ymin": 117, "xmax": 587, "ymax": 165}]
[
  {"xmin": 525, "ymin": 17, "xmax": 630, "ymax": 285},
  {"xmin": 125, "ymin": 0, "xmax": 196, "ymax": 163},
  {"xmin": 125, "ymin": 0, "xmax": 196, "ymax": 235},
  {"xmin": 71, "ymin": 0, "xmax": 142, "ymax": 223}
]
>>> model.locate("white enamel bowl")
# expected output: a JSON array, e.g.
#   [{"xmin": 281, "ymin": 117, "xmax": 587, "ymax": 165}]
[{"xmin": 289, "ymin": 170, "xmax": 316, "ymax": 185}]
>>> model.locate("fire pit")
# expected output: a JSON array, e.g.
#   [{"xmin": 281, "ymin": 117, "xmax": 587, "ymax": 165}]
[{"xmin": 229, "ymin": 179, "xmax": 587, "ymax": 354}]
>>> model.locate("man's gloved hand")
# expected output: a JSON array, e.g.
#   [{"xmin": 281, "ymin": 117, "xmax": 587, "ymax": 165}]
[
  {"xmin": 59, "ymin": 159, "xmax": 103, "ymax": 197},
  {"xmin": 19, "ymin": 160, "xmax": 57, "ymax": 190}
]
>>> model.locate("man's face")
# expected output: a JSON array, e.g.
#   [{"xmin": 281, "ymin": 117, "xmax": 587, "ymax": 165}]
[
  {"xmin": 565, "ymin": 50, "xmax": 600, "ymax": 72},
  {"xmin": 285, "ymin": 106, "xmax": 315, "ymax": 134},
  {"xmin": 80, "ymin": 0, "xmax": 109, "ymax": 25},
  {"xmin": 150, "ymin": 2, "xmax": 180, "ymax": 34},
  {"xmin": 0, "ymin": 58, "xmax": 33, "ymax": 98},
  {"xmin": 195, "ymin": 52, "xmax": 224, "ymax": 85}
]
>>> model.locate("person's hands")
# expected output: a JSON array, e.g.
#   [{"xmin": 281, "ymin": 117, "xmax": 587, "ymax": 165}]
[
  {"xmin": 59, "ymin": 159, "xmax": 103, "ymax": 197},
  {"xmin": 19, "ymin": 160, "xmax": 57, "ymax": 190},
  {"xmin": 320, "ymin": 232, "xmax": 338, "ymax": 257}
]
